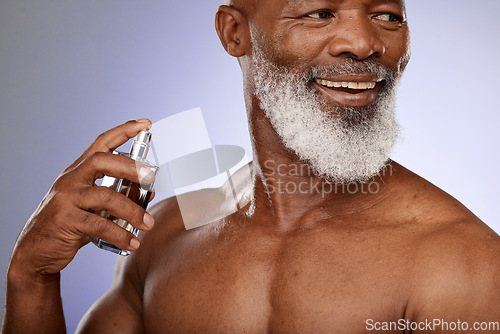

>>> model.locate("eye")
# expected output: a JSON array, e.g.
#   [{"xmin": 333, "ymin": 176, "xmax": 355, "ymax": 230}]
[
  {"xmin": 305, "ymin": 10, "xmax": 334, "ymax": 19},
  {"xmin": 373, "ymin": 13, "xmax": 404, "ymax": 23}
]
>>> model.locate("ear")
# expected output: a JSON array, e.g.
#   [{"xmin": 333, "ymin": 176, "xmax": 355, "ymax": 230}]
[{"xmin": 215, "ymin": 5, "xmax": 250, "ymax": 57}]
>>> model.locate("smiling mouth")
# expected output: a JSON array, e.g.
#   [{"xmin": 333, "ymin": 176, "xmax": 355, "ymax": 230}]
[
  {"xmin": 312, "ymin": 77, "xmax": 383, "ymax": 107},
  {"xmin": 314, "ymin": 78, "xmax": 378, "ymax": 92}
]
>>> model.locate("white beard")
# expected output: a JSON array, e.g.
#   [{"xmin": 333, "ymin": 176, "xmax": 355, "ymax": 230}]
[{"xmin": 249, "ymin": 38, "xmax": 402, "ymax": 184}]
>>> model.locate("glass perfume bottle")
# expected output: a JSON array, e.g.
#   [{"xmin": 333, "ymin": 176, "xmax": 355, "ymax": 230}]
[{"xmin": 92, "ymin": 130, "xmax": 159, "ymax": 256}]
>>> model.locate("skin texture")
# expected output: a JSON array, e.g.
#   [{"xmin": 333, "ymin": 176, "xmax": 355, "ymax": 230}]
[{"xmin": 3, "ymin": 0, "xmax": 500, "ymax": 333}]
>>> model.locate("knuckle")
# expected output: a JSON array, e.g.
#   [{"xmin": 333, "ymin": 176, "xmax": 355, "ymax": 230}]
[
  {"xmin": 53, "ymin": 170, "xmax": 75, "ymax": 190},
  {"xmin": 93, "ymin": 216, "xmax": 129, "ymax": 246},
  {"xmin": 77, "ymin": 186, "xmax": 97, "ymax": 205},
  {"xmin": 78, "ymin": 186, "xmax": 89, "ymax": 198},
  {"xmin": 95, "ymin": 132, "xmax": 107, "ymax": 143},
  {"xmin": 127, "ymin": 207, "xmax": 144, "ymax": 227},
  {"xmin": 116, "ymin": 197, "xmax": 139, "ymax": 222},
  {"xmin": 97, "ymin": 187, "xmax": 114, "ymax": 203},
  {"xmin": 79, "ymin": 152, "xmax": 109, "ymax": 179},
  {"xmin": 50, "ymin": 189, "xmax": 71, "ymax": 207},
  {"xmin": 81, "ymin": 212, "xmax": 93, "ymax": 226},
  {"xmin": 114, "ymin": 229, "xmax": 130, "ymax": 245},
  {"xmin": 91, "ymin": 216, "xmax": 110, "ymax": 236},
  {"xmin": 51, "ymin": 175, "xmax": 87, "ymax": 201},
  {"xmin": 86, "ymin": 151, "xmax": 106, "ymax": 165},
  {"xmin": 126, "ymin": 159, "xmax": 140, "ymax": 175},
  {"xmin": 133, "ymin": 204, "xmax": 146, "ymax": 220}
]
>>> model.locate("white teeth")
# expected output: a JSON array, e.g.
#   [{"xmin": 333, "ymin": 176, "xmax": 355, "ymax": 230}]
[{"xmin": 315, "ymin": 78, "xmax": 377, "ymax": 90}]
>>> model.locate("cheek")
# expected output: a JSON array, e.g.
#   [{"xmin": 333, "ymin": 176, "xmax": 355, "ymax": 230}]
[
  {"xmin": 271, "ymin": 29, "xmax": 330, "ymax": 67},
  {"xmin": 382, "ymin": 29, "xmax": 411, "ymax": 72}
]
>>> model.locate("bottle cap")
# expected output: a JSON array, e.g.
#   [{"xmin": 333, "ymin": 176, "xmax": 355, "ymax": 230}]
[{"xmin": 130, "ymin": 130, "xmax": 152, "ymax": 160}]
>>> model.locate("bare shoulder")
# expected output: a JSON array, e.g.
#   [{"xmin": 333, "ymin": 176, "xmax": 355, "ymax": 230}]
[
  {"xmin": 392, "ymin": 162, "xmax": 500, "ymax": 272},
  {"xmin": 407, "ymin": 219, "xmax": 500, "ymax": 325},
  {"xmin": 392, "ymin": 163, "xmax": 500, "ymax": 323},
  {"xmin": 388, "ymin": 162, "xmax": 483, "ymax": 221},
  {"xmin": 77, "ymin": 186, "xmax": 232, "ymax": 332}
]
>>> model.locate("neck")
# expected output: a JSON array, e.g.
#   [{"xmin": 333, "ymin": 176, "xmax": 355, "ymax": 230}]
[{"xmin": 246, "ymin": 99, "xmax": 396, "ymax": 232}]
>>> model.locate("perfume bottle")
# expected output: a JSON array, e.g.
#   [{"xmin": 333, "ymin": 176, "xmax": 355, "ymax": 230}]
[{"xmin": 92, "ymin": 130, "xmax": 159, "ymax": 256}]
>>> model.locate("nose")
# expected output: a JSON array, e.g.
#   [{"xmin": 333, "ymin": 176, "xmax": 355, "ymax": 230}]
[{"xmin": 327, "ymin": 12, "xmax": 385, "ymax": 60}]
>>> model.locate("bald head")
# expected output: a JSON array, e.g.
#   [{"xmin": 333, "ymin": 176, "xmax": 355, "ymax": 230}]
[
  {"xmin": 221, "ymin": 0, "xmax": 259, "ymax": 15},
  {"xmin": 222, "ymin": 0, "xmax": 406, "ymax": 23}
]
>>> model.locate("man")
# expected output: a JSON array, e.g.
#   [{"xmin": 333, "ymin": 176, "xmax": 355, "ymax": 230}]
[{"xmin": 3, "ymin": 0, "xmax": 500, "ymax": 333}]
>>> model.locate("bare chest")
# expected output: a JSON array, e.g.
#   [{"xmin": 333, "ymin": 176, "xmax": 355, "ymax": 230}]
[{"xmin": 142, "ymin": 224, "xmax": 411, "ymax": 333}]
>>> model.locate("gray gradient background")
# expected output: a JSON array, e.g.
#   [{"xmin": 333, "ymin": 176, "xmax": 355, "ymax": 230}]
[{"xmin": 1, "ymin": 0, "xmax": 499, "ymax": 331}]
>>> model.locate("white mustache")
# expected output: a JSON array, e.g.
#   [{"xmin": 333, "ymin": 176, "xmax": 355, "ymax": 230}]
[{"xmin": 305, "ymin": 59, "xmax": 396, "ymax": 84}]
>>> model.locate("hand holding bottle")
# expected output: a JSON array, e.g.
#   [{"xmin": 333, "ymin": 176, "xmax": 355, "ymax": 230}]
[
  {"xmin": 92, "ymin": 129, "xmax": 159, "ymax": 256},
  {"xmin": 8, "ymin": 119, "xmax": 156, "ymax": 280}
]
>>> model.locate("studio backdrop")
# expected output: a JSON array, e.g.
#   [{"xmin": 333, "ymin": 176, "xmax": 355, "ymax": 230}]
[{"xmin": 0, "ymin": 0, "xmax": 498, "ymax": 331}]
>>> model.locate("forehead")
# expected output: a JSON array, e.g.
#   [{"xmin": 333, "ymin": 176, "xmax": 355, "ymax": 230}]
[
  {"xmin": 280, "ymin": 0, "xmax": 405, "ymax": 9},
  {"xmin": 250, "ymin": 0, "xmax": 407, "ymax": 22}
]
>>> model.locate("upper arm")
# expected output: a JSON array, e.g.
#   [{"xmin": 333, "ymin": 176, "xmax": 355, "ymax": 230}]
[
  {"xmin": 75, "ymin": 255, "xmax": 145, "ymax": 334},
  {"xmin": 75, "ymin": 196, "xmax": 185, "ymax": 333}
]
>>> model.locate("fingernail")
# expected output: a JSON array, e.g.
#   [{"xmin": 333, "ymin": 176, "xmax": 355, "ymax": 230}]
[
  {"xmin": 139, "ymin": 167, "xmax": 155, "ymax": 184},
  {"xmin": 143, "ymin": 212, "xmax": 154, "ymax": 228},
  {"xmin": 136, "ymin": 119, "xmax": 152, "ymax": 130},
  {"xmin": 130, "ymin": 238, "xmax": 140, "ymax": 250}
]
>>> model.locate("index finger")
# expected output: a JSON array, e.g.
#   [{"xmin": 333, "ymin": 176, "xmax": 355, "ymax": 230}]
[{"xmin": 71, "ymin": 119, "xmax": 152, "ymax": 169}]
